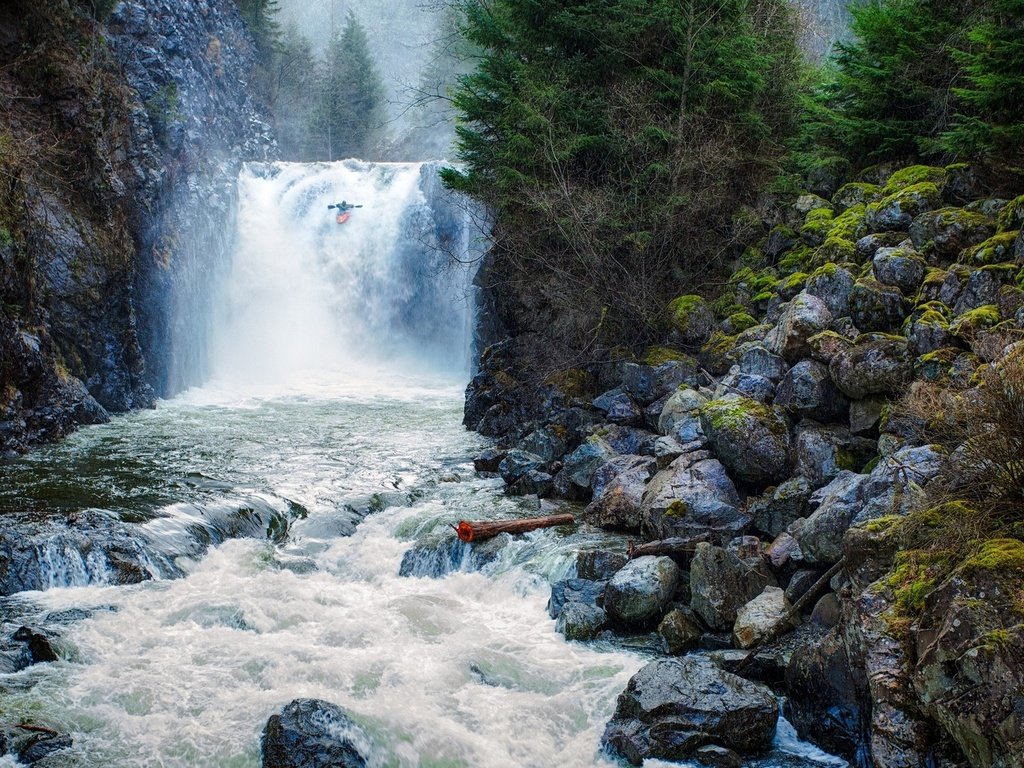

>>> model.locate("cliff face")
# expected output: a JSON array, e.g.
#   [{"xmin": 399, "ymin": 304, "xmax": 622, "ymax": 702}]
[{"xmin": 0, "ymin": 0, "xmax": 273, "ymax": 454}]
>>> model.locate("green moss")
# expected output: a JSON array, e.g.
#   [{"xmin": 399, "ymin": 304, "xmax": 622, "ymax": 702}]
[
  {"xmin": 963, "ymin": 538, "xmax": 1024, "ymax": 573},
  {"xmin": 886, "ymin": 549, "xmax": 953, "ymax": 616},
  {"xmin": 642, "ymin": 346, "xmax": 691, "ymax": 366},
  {"xmin": 700, "ymin": 331, "xmax": 739, "ymax": 372},
  {"xmin": 711, "ymin": 291, "xmax": 742, "ymax": 318},
  {"xmin": 778, "ymin": 271, "xmax": 809, "ymax": 295},
  {"xmin": 832, "ymin": 182, "xmax": 882, "ymax": 208},
  {"xmin": 750, "ymin": 290, "xmax": 775, "ymax": 304},
  {"xmin": 800, "ymin": 207, "xmax": 835, "ymax": 244},
  {"xmin": 813, "ymin": 237, "xmax": 857, "ymax": 266},
  {"xmin": 701, "ymin": 396, "xmax": 786, "ymax": 436},
  {"xmin": 863, "ymin": 514, "xmax": 901, "ymax": 533},
  {"xmin": 777, "ymin": 244, "xmax": 814, "ymax": 275},
  {"xmin": 882, "ymin": 165, "xmax": 947, "ymax": 196},
  {"xmin": 723, "ymin": 312, "xmax": 758, "ymax": 334},
  {"xmin": 962, "ymin": 231, "xmax": 1020, "ymax": 266},
  {"xmin": 665, "ymin": 500, "xmax": 691, "ymax": 518},
  {"xmin": 997, "ymin": 194, "xmax": 1024, "ymax": 233},
  {"xmin": 830, "ymin": 203, "xmax": 868, "ymax": 241},
  {"xmin": 874, "ymin": 182, "xmax": 943, "ymax": 213},
  {"xmin": 0, "ymin": 227, "xmax": 10, "ymax": 248},
  {"xmin": 861, "ymin": 454, "xmax": 882, "ymax": 474},
  {"xmin": 668, "ymin": 294, "xmax": 709, "ymax": 333},
  {"xmin": 950, "ymin": 304, "xmax": 1001, "ymax": 337}
]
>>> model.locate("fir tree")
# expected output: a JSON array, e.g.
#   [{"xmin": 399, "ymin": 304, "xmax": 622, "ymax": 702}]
[
  {"xmin": 315, "ymin": 12, "xmax": 387, "ymax": 161},
  {"xmin": 940, "ymin": 0, "xmax": 1024, "ymax": 162},
  {"xmin": 272, "ymin": 23, "xmax": 320, "ymax": 160}
]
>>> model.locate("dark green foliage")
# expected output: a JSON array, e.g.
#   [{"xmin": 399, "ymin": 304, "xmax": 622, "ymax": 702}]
[
  {"xmin": 270, "ymin": 23, "xmax": 321, "ymax": 160},
  {"xmin": 939, "ymin": 0, "xmax": 1024, "ymax": 162},
  {"xmin": 236, "ymin": 0, "xmax": 281, "ymax": 53},
  {"xmin": 793, "ymin": 0, "xmax": 1024, "ymax": 171},
  {"xmin": 314, "ymin": 12, "xmax": 387, "ymax": 160},
  {"xmin": 443, "ymin": 0, "xmax": 800, "ymax": 349}
]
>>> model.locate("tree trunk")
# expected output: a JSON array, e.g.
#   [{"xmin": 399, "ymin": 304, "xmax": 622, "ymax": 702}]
[{"xmin": 451, "ymin": 514, "xmax": 575, "ymax": 543}]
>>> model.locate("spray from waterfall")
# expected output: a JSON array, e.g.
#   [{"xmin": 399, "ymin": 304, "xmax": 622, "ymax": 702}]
[{"xmin": 208, "ymin": 160, "xmax": 482, "ymax": 389}]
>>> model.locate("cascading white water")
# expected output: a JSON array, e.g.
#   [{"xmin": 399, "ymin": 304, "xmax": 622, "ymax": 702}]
[{"xmin": 210, "ymin": 160, "xmax": 480, "ymax": 386}]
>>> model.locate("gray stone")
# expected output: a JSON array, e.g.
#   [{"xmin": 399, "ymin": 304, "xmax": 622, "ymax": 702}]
[
  {"xmin": 954, "ymin": 266, "xmax": 1017, "ymax": 315},
  {"xmin": 736, "ymin": 343, "xmax": 789, "ymax": 382},
  {"xmin": 693, "ymin": 744, "xmax": 743, "ymax": 768},
  {"xmin": 733, "ymin": 586, "xmax": 793, "ymax": 649},
  {"xmin": 749, "ymin": 476, "xmax": 813, "ymax": 538},
  {"xmin": 556, "ymin": 602, "xmax": 607, "ymax": 640},
  {"xmin": 641, "ymin": 453, "xmax": 747, "ymax": 544},
  {"xmin": 855, "ymin": 231, "xmax": 907, "ymax": 261},
  {"xmin": 584, "ymin": 455, "xmax": 658, "ymax": 531},
  {"xmin": 829, "ymin": 338, "xmax": 912, "ymax": 399},
  {"xmin": 547, "ymin": 578, "xmax": 607, "ymax": 619},
  {"xmin": 775, "ymin": 360, "xmax": 848, "ymax": 422},
  {"xmin": 764, "ymin": 292, "xmax": 833, "ymax": 362},
  {"xmin": 810, "ymin": 593, "xmax": 841, "ymax": 628},
  {"xmin": 576, "ymin": 550, "xmax": 627, "ymax": 581},
  {"xmin": 849, "ymin": 396, "xmax": 886, "ymax": 436},
  {"xmin": 657, "ymin": 387, "xmax": 707, "ymax": 442},
  {"xmin": 658, "ymin": 607, "xmax": 704, "ymax": 655},
  {"xmin": 261, "ymin": 699, "xmax": 368, "ymax": 768},
  {"xmin": 793, "ymin": 423, "xmax": 873, "ymax": 488},
  {"xmin": 805, "ymin": 265, "xmax": 855, "ymax": 318},
  {"xmin": 850, "ymin": 278, "xmax": 907, "ymax": 332},
  {"xmin": 562, "ymin": 436, "xmax": 617, "ymax": 490},
  {"xmin": 715, "ymin": 372, "xmax": 776, "ymax": 404},
  {"xmin": 600, "ymin": 425, "xmax": 659, "ymax": 457},
  {"xmin": 909, "ymin": 207, "xmax": 995, "ymax": 259},
  {"xmin": 604, "ymin": 556, "xmax": 680, "ymax": 626},
  {"xmin": 700, "ymin": 395, "xmax": 791, "ymax": 488},
  {"xmin": 593, "ymin": 389, "xmax": 643, "ymax": 426},
  {"xmin": 690, "ymin": 543, "xmax": 777, "ymax": 630},
  {"xmin": 765, "ymin": 531, "xmax": 803, "ymax": 570},
  {"xmin": 602, "ymin": 656, "xmax": 779, "ymax": 764},
  {"xmin": 866, "ymin": 184, "xmax": 942, "ymax": 231},
  {"xmin": 872, "ymin": 247, "xmax": 926, "ymax": 295},
  {"xmin": 517, "ymin": 427, "xmax": 566, "ymax": 463},
  {"xmin": 498, "ymin": 450, "xmax": 546, "ymax": 485}
]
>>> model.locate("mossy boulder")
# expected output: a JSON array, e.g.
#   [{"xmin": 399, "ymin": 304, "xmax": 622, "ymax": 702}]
[
  {"xmin": 700, "ymin": 395, "xmax": 791, "ymax": 488},
  {"xmin": 832, "ymin": 182, "xmax": 882, "ymax": 212},
  {"xmin": 764, "ymin": 292, "xmax": 833, "ymax": 362},
  {"xmin": 903, "ymin": 303, "xmax": 952, "ymax": 355},
  {"xmin": 851, "ymin": 278, "xmax": 907, "ymax": 333},
  {"xmin": 764, "ymin": 225, "xmax": 799, "ymax": 261},
  {"xmin": 699, "ymin": 331, "xmax": 740, "ymax": 375},
  {"xmin": 867, "ymin": 183, "xmax": 943, "ymax": 232},
  {"xmin": 909, "ymin": 207, "xmax": 996, "ymax": 260},
  {"xmin": 641, "ymin": 346, "xmax": 690, "ymax": 367},
  {"xmin": 805, "ymin": 263, "xmax": 855, "ymax": 317},
  {"xmin": 829, "ymin": 338, "xmax": 912, "ymax": 399},
  {"xmin": 830, "ymin": 204, "xmax": 869, "ymax": 242},
  {"xmin": 812, "ymin": 236, "xmax": 857, "ymax": 267},
  {"xmin": 954, "ymin": 263, "xmax": 1018, "ymax": 314},
  {"xmin": 855, "ymin": 231, "xmax": 908, "ymax": 263},
  {"xmin": 919, "ymin": 267, "xmax": 963, "ymax": 306},
  {"xmin": 668, "ymin": 294, "xmax": 716, "ymax": 346},
  {"xmin": 881, "ymin": 165, "xmax": 947, "ymax": 196},
  {"xmin": 775, "ymin": 359, "xmax": 848, "ymax": 422},
  {"xmin": 721, "ymin": 311, "xmax": 758, "ymax": 335},
  {"xmin": 996, "ymin": 193, "xmax": 1024, "ymax": 232},
  {"xmin": 777, "ymin": 244, "xmax": 815, "ymax": 275},
  {"xmin": 776, "ymin": 271, "xmax": 809, "ymax": 300},
  {"xmin": 962, "ymin": 231, "xmax": 1020, "ymax": 266},
  {"xmin": 872, "ymin": 247, "xmax": 926, "ymax": 295},
  {"xmin": 800, "ymin": 207, "xmax": 835, "ymax": 247},
  {"xmin": 949, "ymin": 304, "xmax": 1001, "ymax": 339},
  {"xmin": 794, "ymin": 193, "xmax": 834, "ymax": 215},
  {"xmin": 808, "ymin": 330, "xmax": 853, "ymax": 364}
]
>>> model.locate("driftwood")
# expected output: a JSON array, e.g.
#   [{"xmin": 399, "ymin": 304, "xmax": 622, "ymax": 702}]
[
  {"xmin": 451, "ymin": 514, "xmax": 575, "ymax": 543},
  {"xmin": 16, "ymin": 724, "xmax": 60, "ymax": 736},
  {"xmin": 627, "ymin": 537, "xmax": 702, "ymax": 565},
  {"xmin": 734, "ymin": 557, "xmax": 847, "ymax": 675}
]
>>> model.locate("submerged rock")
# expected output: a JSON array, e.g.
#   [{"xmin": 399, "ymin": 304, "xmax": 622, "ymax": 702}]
[
  {"xmin": 602, "ymin": 656, "xmax": 778, "ymax": 764},
  {"xmin": 262, "ymin": 699, "xmax": 368, "ymax": 768}
]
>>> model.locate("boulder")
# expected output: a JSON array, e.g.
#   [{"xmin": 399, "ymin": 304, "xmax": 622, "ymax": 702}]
[
  {"xmin": 736, "ymin": 343, "xmax": 789, "ymax": 382},
  {"xmin": 830, "ymin": 338, "xmax": 912, "ymax": 399},
  {"xmin": 498, "ymin": 450, "xmax": 546, "ymax": 485},
  {"xmin": 805, "ymin": 264, "xmax": 855, "ymax": 318},
  {"xmin": 517, "ymin": 427, "xmax": 566, "ymax": 463},
  {"xmin": 593, "ymin": 389, "xmax": 643, "ymax": 426},
  {"xmin": 732, "ymin": 587, "xmax": 794, "ymax": 649},
  {"xmin": 807, "ymin": 330, "xmax": 852, "ymax": 364},
  {"xmin": 954, "ymin": 265, "xmax": 1017, "ymax": 315},
  {"xmin": 657, "ymin": 387, "xmax": 708, "ymax": 442},
  {"xmin": 700, "ymin": 395, "xmax": 791, "ymax": 488},
  {"xmin": 872, "ymin": 247, "xmax": 926, "ymax": 295},
  {"xmin": 785, "ymin": 629, "xmax": 870, "ymax": 761},
  {"xmin": 904, "ymin": 305, "xmax": 952, "ymax": 356},
  {"xmin": 866, "ymin": 183, "xmax": 943, "ymax": 231},
  {"xmin": 262, "ymin": 699, "xmax": 368, "ymax": 768},
  {"xmin": 689, "ymin": 542, "xmax": 777, "ymax": 630},
  {"xmin": 598, "ymin": 424, "xmax": 658, "ymax": 457},
  {"xmin": 849, "ymin": 396, "xmax": 886, "ymax": 436},
  {"xmin": 909, "ymin": 207, "xmax": 995, "ymax": 259},
  {"xmin": 714, "ymin": 372, "xmax": 776, "ymax": 404},
  {"xmin": 856, "ymin": 231, "xmax": 908, "ymax": 261},
  {"xmin": 548, "ymin": 578, "xmax": 607, "ymax": 619},
  {"xmin": 763, "ymin": 292, "xmax": 833, "ymax": 362},
  {"xmin": 775, "ymin": 360, "xmax": 848, "ymax": 422},
  {"xmin": 556, "ymin": 601, "xmax": 607, "ymax": 640},
  {"xmin": 604, "ymin": 556, "xmax": 680, "ymax": 626},
  {"xmin": 562, "ymin": 436, "xmax": 617, "ymax": 491},
  {"xmin": 850, "ymin": 278, "xmax": 907, "ymax": 333},
  {"xmin": 668, "ymin": 295, "xmax": 716, "ymax": 346},
  {"xmin": 658, "ymin": 607, "xmax": 704, "ymax": 655},
  {"xmin": 576, "ymin": 550, "xmax": 628, "ymax": 580},
  {"xmin": 748, "ymin": 476, "xmax": 813, "ymax": 537},
  {"xmin": 584, "ymin": 455, "xmax": 658, "ymax": 531},
  {"xmin": 602, "ymin": 656, "xmax": 779, "ymax": 765},
  {"xmin": 473, "ymin": 447, "xmax": 507, "ymax": 473},
  {"xmin": 793, "ymin": 423, "xmax": 874, "ymax": 488},
  {"xmin": 621, "ymin": 360, "xmax": 699, "ymax": 405},
  {"xmin": 641, "ymin": 452, "xmax": 747, "ymax": 543}
]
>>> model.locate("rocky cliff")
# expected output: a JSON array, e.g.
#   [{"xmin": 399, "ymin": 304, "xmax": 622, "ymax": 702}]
[
  {"xmin": 0, "ymin": 0, "xmax": 273, "ymax": 455},
  {"xmin": 467, "ymin": 161, "xmax": 1024, "ymax": 766}
]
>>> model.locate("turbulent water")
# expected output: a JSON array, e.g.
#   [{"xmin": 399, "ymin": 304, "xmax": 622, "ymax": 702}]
[{"xmin": 0, "ymin": 161, "xmax": 847, "ymax": 767}]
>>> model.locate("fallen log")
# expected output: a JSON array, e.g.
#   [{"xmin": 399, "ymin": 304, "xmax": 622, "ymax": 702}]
[
  {"xmin": 627, "ymin": 537, "xmax": 704, "ymax": 564},
  {"xmin": 451, "ymin": 513, "xmax": 575, "ymax": 542}
]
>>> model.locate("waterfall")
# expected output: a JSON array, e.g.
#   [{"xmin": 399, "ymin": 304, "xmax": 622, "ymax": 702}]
[{"xmin": 207, "ymin": 160, "xmax": 483, "ymax": 387}]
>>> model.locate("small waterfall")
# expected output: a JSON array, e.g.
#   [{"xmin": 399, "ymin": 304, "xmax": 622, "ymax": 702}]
[{"xmin": 208, "ymin": 160, "xmax": 483, "ymax": 387}]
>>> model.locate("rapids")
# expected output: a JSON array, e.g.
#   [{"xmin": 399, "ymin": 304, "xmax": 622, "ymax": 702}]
[{"xmin": 0, "ymin": 161, "xmax": 847, "ymax": 767}]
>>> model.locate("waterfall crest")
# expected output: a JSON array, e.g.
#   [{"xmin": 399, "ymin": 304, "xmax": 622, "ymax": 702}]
[{"xmin": 208, "ymin": 160, "xmax": 481, "ymax": 387}]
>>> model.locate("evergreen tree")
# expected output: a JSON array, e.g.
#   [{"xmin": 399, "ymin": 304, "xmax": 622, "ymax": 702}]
[
  {"xmin": 442, "ymin": 0, "xmax": 800, "ymax": 347},
  {"xmin": 236, "ymin": 0, "xmax": 281, "ymax": 53},
  {"xmin": 271, "ymin": 23, "xmax": 321, "ymax": 160},
  {"xmin": 315, "ymin": 12, "xmax": 387, "ymax": 161},
  {"xmin": 940, "ymin": 0, "xmax": 1024, "ymax": 162}
]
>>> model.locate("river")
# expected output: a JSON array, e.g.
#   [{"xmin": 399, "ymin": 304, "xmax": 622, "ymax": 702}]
[{"xmin": 0, "ymin": 161, "xmax": 847, "ymax": 767}]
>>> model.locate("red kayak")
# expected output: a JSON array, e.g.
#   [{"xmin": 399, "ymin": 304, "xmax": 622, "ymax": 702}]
[{"xmin": 335, "ymin": 212, "xmax": 351, "ymax": 225}]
